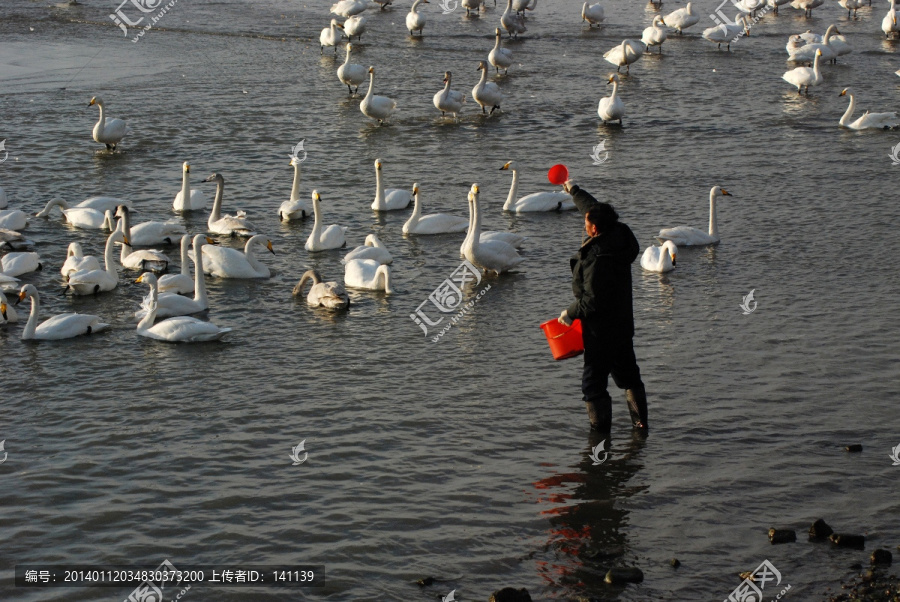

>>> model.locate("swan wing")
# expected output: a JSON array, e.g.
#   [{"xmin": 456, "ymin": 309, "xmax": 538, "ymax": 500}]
[
  {"xmin": 61, "ymin": 207, "xmax": 105, "ymax": 229},
  {"xmin": 853, "ymin": 111, "xmax": 899, "ymax": 129},
  {"xmin": 481, "ymin": 231, "xmax": 525, "ymax": 248},
  {"xmin": 344, "ymin": 258, "xmax": 380, "ymax": 289},
  {"xmin": 144, "ymin": 316, "xmax": 230, "ymax": 342},
  {"xmin": 384, "ymin": 188, "xmax": 413, "ymax": 210},
  {"xmin": 35, "ymin": 313, "xmax": 107, "ymax": 339},
  {"xmin": 512, "ymin": 191, "xmax": 573, "ymax": 212},
  {"xmin": 157, "ymin": 273, "xmax": 193, "ymax": 294},
  {"xmin": 657, "ymin": 226, "xmax": 715, "ymax": 246},
  {"xmin": 410, "ymin": 213, "xmax": 469, "ymax": 234},
  {"xmin": 201, "ymin": 245, "xmax": 254, "ymax": 278},
  {"xmin": 77, "ymin": 196, "xmax": 132, "ymax": 211}
]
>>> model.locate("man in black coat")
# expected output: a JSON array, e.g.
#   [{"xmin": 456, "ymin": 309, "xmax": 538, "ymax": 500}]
[{"xmin": 558, "ymin": 181, "xmax": 648, "ymax": 435}]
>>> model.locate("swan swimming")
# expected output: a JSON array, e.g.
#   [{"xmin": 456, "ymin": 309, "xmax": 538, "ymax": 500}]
[
  {"xmin": 641, "ymin": 240, "xmax": 677, "ymax": 272},
  {"xmin": 798, "ymin": 26, "xmax": 851, "ymax": 61},
  {"xmin": 135, "ymin": 273, "xmax": 231, "ymax": 343},
  {"xmin": 173, "ymin": 162, "xmax": 208, "ymax": 211},
  {"xmin": 61, "ymin": 242, "xmax": 101, "ymax": 280},
  {"xmin": 201, "ymin": 234, "xmax": 274, "ymax": 279},
  {"xmin": 16, "ymin": 284, "xmax": 109, "ymax": 340},
  {"xmin": 838, "ymin": 88, "xmax": 899, "ymax": 130},
  {"xmin": 499, "ymin": 161, "xmax": 575, "ymax": 212},
  {"xmin": 372, "ymin": 159, "xmax": 413, "ymax": 211},
  {"xmin": 0, "ymin": 209, "xmax": 28, "ymax": 231},
  {"xmin": 657, "ymin": 186, "xmax": 731, "ymax": 246},
  {"xmin": 88, "ymin": 96, "xmax": 126, "ymax": 151},
  {"xmin": 360, "ymin": 67, "xmax": 397, "ymax": 124},
  {"xmin": 343, "ymin": 234, "xmax": 393, "ymax": 264},
  {"xmin": 1, "ymin": 252, "xmax": 41, "ymax": 278},
  {"xmin": 306, "ymin": 191, "xmax": 348, "ymax": 251},
  {"xmin": 280, "ymin": 155, "xmax": 311, "ymax": 221},
  {"xmin": 598, "ymin": 73, "xmax": 625, "ymax": 124},
  {"xmin": 136, "ymin": 234, "xmax": 215, "ymax": 319},
  {"xmin": 293, "ymin": 269, "xmax": 350, "ymax": 309},
  {"xmin": 115, "ymin": 206, "xmax": 170, "ymax": 272},
  {"xmin": 463, "ymin": 184, "xmax": 524, "ymax": 274},
  {"xmin": 202, "ymin": 173, "xmax": 257, "ymax": 237},
  {"xmin": 344, "ymin": 258, "xmax": 394, "ymax": 293},
  {"xmin": 65, "ymin": 230, "xmax": 129, "ymax": 295},
  {"xmin": 34, "ymin": 199, "xmax": 114, "ymax": 230},
  {"xmin": 459, "ymin": 191, "xmax": 526, "ymax": 258},
  {"xmin": 403, "ymin": 184, "xmax": 469, "ymax": 235},
  {"xmin": 157, "ymin": 234, "xmax": 196, "ymax": 294}
]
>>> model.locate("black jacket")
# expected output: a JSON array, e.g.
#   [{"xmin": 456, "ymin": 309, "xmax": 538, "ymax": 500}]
[{"xmin": 566, "ymin": 186, "xmax": 640, "ymax": 340}]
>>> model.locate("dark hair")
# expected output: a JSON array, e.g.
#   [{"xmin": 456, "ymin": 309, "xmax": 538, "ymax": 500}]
[{"xmin": 586, "ymin": 203, "xmax": 618, "ymax": 234}]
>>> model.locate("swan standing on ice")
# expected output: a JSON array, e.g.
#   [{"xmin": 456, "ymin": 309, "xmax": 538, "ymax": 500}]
[
  {"xmin": 344, "ymin": 258, "xmax": 394, "ymax": 292},
  {"xmin": 344, "ymin": 15, "xmax": 367, "ymax": 40},
  {"xmin": 202, "ymin": 173, "xmax": 257, "ymax": 237},
  {"xmin": 473, "ymin": 61, "xmax": 504, "ymax": 114},
  {"xmin": 114, "ymin": 207, "xmax": 170, "ymax": 273},
  {"xmin": 343, "ymin": 234, "xmax": 393, "ymax": 264},
  {"xmin": 1, "ymin": 252, "xmax": 41, "ymax": 278},
  {"xmin": 702, "ymin": 15, "xmax": 746, "ymax": 51},
  {"xmin": 360, "ymin": 67, "xmax": 397, "ymax": 124},
  {"xmin": 582, "ymin": 2, "xmax": 605, "ymax": 27},
  {"xmin": 66, "ymin": 230, "xmax": 129, "ymax": 295},
  {"xmin": 306, "ymin": 191, "xmax": 348, "ymax": 251},
  {"xmin": 173, "ymin": 162, "xmax": 208, "ymax": 212},
  {"xmin": 657, "ymin": 186, "xmax": 731, "ymax": 246},
  {"xmin": 603, "ymin": 40, "xmax": 646, "ymax": 73},
  {"xmin": 463, "ymin": 184, "xmax": 524, "ymax": 274},
  {"xmin": 838, "ymin": 88, "xmax": 899, "ymax": 130},
  {"xmin": 15, "ymin": 284, "xmax": 108, "ymax": 340},
  {"xmin": 115, "ymin": 205, "xmax": 184, "ymax": 247},
  {"xmin": 663, "ymin": 2, "xmax": 699, "ymax": 33},
  {"xmin": 372, "ymin": 159, "xmax": 413, "ymax": 210},
  {"xmin": 337, "ymin": 44, "xmax": 367, "ymax": 95},
  {"xmin": 201, "ymin": 234, "xmax": 274, "ymax": 278},
  {"xmin": 135, "ymin": 274, "xmax": 231, "ymax": 343},
  {"xmin": 280, "ymin": 156, "xmax": 311, "ymax": 221},
  {"xmin": 403, "ymin": 184, "xmax": 469, "ymax": 234},
  {"xmin": 61, "ymin": 242, "xmax": 100, "ymax": 280},
  {"xmin": 293, "ymin": 269, "xmax": 350, "ymax": 309},
  {"xmin": 598, "ymin": 73, "xmax": 625, "ymax": 124},
  {"xmin": 501, "ymin": 0, "xmax": 527, "ymax": 37},
  {"xmin": 489, "ymin": 28, "xmax": 514, "ymax": 74},
  {"xmin": 157, "ymin": 235, "xmax": 196, "ymax": 294},
  {"xmin": 407, "ymin": 0, "xmax": 429, "ymax": 36},
  {"xmin": 782, "ymin": 48, "xmax": 823, "ymax": 95},
  {"xmin": 499, "ymin": 161, "xmax": 575, "ymax": 212},
  {"xmin": 641, "ymin": 240, "xmax": 677, "ymax": 272},
  {"xmin": 433, "ymin": 72, "xmax": 466, "ymax": 121},
  {"xmin": 331, "ymin": 0, "xmax": 369, "ymax": 17},
  {"xmin": 320, "ymin": 19, "xmax": 345, "ymax": 54},
  {"xmin": 88, "ymin": 96, "xmax": 126, "ymax": 151},
  {"xmin": 136, "ymin": 234, "xmax": 215, "ymax": 319},
  {"xmin": 642, "ymin": 16, "xmax": 668, "ymax": 53}
]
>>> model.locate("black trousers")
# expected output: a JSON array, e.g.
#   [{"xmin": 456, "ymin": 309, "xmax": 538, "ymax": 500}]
[{"xmin": 581, "ymin": 334, "xmax": 643, "ymax": 405}]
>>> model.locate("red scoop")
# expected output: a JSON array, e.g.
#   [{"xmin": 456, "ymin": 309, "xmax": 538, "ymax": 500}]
[{"xmin": 547, "ymin": 164, "xmax": 569, "ymax": 186}]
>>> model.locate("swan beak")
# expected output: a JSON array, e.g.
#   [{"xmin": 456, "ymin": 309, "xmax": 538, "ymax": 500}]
[
  {"xmin": 88, "ymin": 98, "xmax": 96, "ymax": 106},
  {"xmin": 134, "ymin": 275, "xmax": 144, "ymax": 283},
  {"xmin": 185, "ymin": 164, "xmax": 190, "ymax": 172},
  {"xmin": 202, "ymin": 175, "xmax": 214, "ymax": 182},
  {"xmin": 267, "ymin": 241, "xmax": 275, "ymax": 254},
  {"xmin": 17, "ymin": 291, "xmax": 26, "ymax": 304},
  {"xmin": 0, "ymin": 303, "xmax": 6, "ymax": 320},
  {"xmin": 499, "ymin": 162, "xmax": 510, "ymax": 170},
  {"xmin": 472, "ymin": 184, "xmax": 480, "ymax": 194},
  {"xmin": 336, "ymin": 23, "xmax": 344, "ymax": 28},
  {"xmin": 839, "ymin": 89, "xmax": 846, "ymax": 96},
  {"xmin": 205, "ymin": 236, "xmax": 218, "ymax": 245},
  {"xmin": 721, "ymin": 190, "xmax": 731, "ymax": 196},
  {"xmin": 671, "ymin": 253, "xmax": 677, "ymax": 265}
]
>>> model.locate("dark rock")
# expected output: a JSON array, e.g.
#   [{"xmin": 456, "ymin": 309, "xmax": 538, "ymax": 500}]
[
  {"xmin": 769, "ymin": 528, "xmax": 797, "ymax": 544},
  {"xmin": 845, "ymin": 444, "xmax": 863, "ymax": 452},
  {"xmin": 417, "ymin": 577, "xmax": 435, "ymax": 587},
  {"xmin": 604, "ymin": 567, "xmax": 644, "ymax": 584},
  {"xmin": 871, "ymin": 549, "xmax": 893, "ymax": 565},
  {"xmin": 670, "ymin": 558, "xmax": 681, "ymax": 569},
  {"xmin": 849, "ymin": 562, "xmax": 862, "ymax": 570},
  {"xmin": 830, "ymin": 533, "xmax": 866, "ymax": 549},
  {"xmin": 489, "ymin": 587, "xmax": 532, "ymax": 602},
  {"xmin": 809, "ymin": 518, "xmax": 834, "ymax": 539}
]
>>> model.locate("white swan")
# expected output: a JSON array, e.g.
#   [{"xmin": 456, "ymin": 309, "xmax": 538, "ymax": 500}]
[
  {"xmin": 16, "ymin": 284, "xmax": 109, "ymax": 340},
  {"xmin": 332, "ymin": 0, "xmax": 369, "ymax": 17},
  {"xmin": 136, "ymin": 234, "xmax": 213, "ymax": 319},
  {"xmin": 72, "ymin": 196, "xmax": 133, "ymax": 212},
  {"xmin": 0, "ymin": 208, "xmax": 29, "ymax": 231},
  {"xmin": 838, "ymin": 88, "xmax": 899, "ymax": 130},
  {"xmin": 511, "ymin": 0, "xmax": 537, "ymax": 14},
  {"xmin": 838, "ymin": 0, "xmax": 863, "ymax": 17},
  {"xmin": 458, "ymin": 194, "xmax": 526, "ymax": 257},
  {"xmin": 280, "ymin": 156, "xmax": 311, "ymax": 221},
  {"xmin": 702, "ymin": 15, "xmax": 746, "ymax": 51},
  {"xmin": 1, "ymin": 252, "xmax": 41, "ymax": 277},
  {"xmin": 790, "ymin": 0, "xmax": 823, "ymax": 17},
  {"xmin": 463, "ymin": 184, "xmax": 524, "ymax": 274},
  {"xmin": 0, "ymin": 290, "xmax": 18, "ymax": 324},
  {"xmin": 472, "ymin": 61, "xmax": 504, "ymax": 114},
  {"xmin": 200, "ymin": 234, "xmax": 273, "ymax": 278},
  {"xmin": 337, "ymin": 43, "xmax": 367, "ymax": 95},
  {"xmin": 88, "ymin": 96, "xmax": 127, "ymax": 151},
  {"xmin": 642, "ymin": 15, "xmax": 667, "ymax": 52},
  {"xmin": 641, "ymin": 240, "xmax": 677, "ymax": 272},
  {"xmin": 582, "ymin": 2, "xmax": 605, "ymax": 27},
  {"xmin": 799, "ymin": 27, "xmax": 851, "ymax": 60},
  {"xmin": 782, "ymin": 48, "xmax": 823, "ymax": 95},
  {"xmin": 372, "ymin": 159, "xmax": 413, "ymax": 211},
  {"xmin": 344, "ymin": 14, "xmax": 367, "ymax": 40},
  {"xmin": 0, "ymin": 228, "xmax": 32, "ymax": 251},
  {"xmin": 373, "ymin": 0, "xmax": 393, "ymax": 10},
  {"xmin": 462, "ymin": 0, "xmax": 484, "ymax": 15},
  {"xmin": 768, "ymin": 0, "xmax": 792, "ymax": 15},
  {"xmin": 66, "ymin": 230, "xmax": 128, "ymax": 295},
  {"xmin": 34, "ymin": 199, "xmax": 114, "ymax": 230},
  {"xmin": 135, "ymin": 274, "xmax": 231, "ymax": 343},
  {"xmin": 343, "ymin": 234, "xmax": 393, "ymax": 264},
  {"xmin": 320, "ymin": 19, "xmax": 345, "ymax": 54},
  {"xmin": 501, "ymin": 0, "xmax": 527, "ymax": 37},
  {"xmin": 114, "ymin": 205, "xmax": 184, "ymax": 247},
  {"xmin": 663, "ymin": 2, "xmax": 699, "ymax": 33},
  {"xmin": 61, "ymin": 242, "xmax": 101, "ymax": 280},
  {"xmin": 114, "ymin": 207, "xmax": 169, "ymax": 272},
  {"xmin": 158, "ymin": 234, "xmax": 195, "ymax": 294},
  {"xmin": 407, "ymin": 0, "xmax": 429, "ymax": 35},
  {"xmin": 344, "ymin": 258, "xmax": 394, "ymax": 293},
  {"xmin": 433, "ymin": 71, "xmax": 466, "ymax": 121},
  {"xmin": 306, "ymin": 191, "xmax": 348, "ymax": 251},
  {"xmin": 884, "ymin": 0, "xmax": 899, "ymax": 38},
  {"xmin": 489, "ymin": 28, "xmax": 514, "ymax": 74},
  {"xmin": 360, "ymin": 67, "xmax": 397, "ymax": 124},
  {"xmin": 403, "ymin": 184, "xmax": 469, "ymax": 235},
  {"xmin": 787, "ymin": 25, "xmax": 839, "ymax": 63},
  {"xmin": 598, "ymin": 73, "xmax": 625, "ymax": 124},
  {"xmin": 173, "ymin": 162, "xmax": 208, "ymax": 211},
  {"xmin": 202, "ymin": 173, "xmax": 257, "ymax": 237},
  {"xmin": 293, "ymin": 269, "xmax": 350, "ymax": 309},
  {"xmin": 499, "ymin": 161, "xmax": 575, "ymax": 212},
  {"xmin": 657, "ymin": 186, "xmax": 731, "ymax": 246},
  {"xmin": 604, "ymin": 40, "xmax": 646, "ymax": 73}
]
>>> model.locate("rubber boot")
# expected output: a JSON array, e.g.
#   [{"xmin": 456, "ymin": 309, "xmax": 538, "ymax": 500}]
[
  {"xmin": 625, "ymin": 385, "xmax": 649, "ymax": 434},
  {"xmin": 584, "ymin": 396, "xmax": 612, "ymax": 433}
]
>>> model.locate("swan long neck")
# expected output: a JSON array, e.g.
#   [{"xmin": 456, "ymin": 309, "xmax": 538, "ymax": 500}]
[
  {"xmin": 471, "ymin": 193, "xmax": 483, "ymax": 252},
  {"xmin": 504, "ymin": 0, "xmax": 512, "ymax": 14},
  {"xmin": 411, "ymin": 0, "xmax": 422, "ymax": 12},
  {"xmin": 840, "ymin": 93, "xmax": 855, "ymax": 126},
  {"xmin": 312, "ymin": 198, "xmax": 322, "ymax": 239},
  {"xmin": 136, "ymin": 282, "xmax": 158, "ymax": 331},
  {"xmin": 812, "ymin": 51, "xmax": 822, "ymax": 77},
  {"xmin": 342, "ymin": 46, "xmax": 352, "ymax": 66},
  {"xmin": 180, "ymin": 236, "xmax": 191, "ymax": 277},
  {"xmin": 378, "ymin": 266, "xmax": 393, "ymax": 294},
  {"xmin": 119, "ymin": 210, "xmax": 133, "ymax": 264},
  {"xmin": 462, "ymin": 194, "xmax": 475, "ymax": 251},
  {"xmin": 610, "ymin": 79, "xmax": 619, "ymax": 102},
  {"xmin": 244, "ymin": 236, "xmax": 266, "ymax": 273},
  {"xmin": 105, "ymin": 232, "xmax": 119, "ymax": 275},
  {"xmin": 96, "ymin": 102, "xmax": 106, "ymax": 131},
  {"xmin": 477, "ymin": 65, "xmax": 488, "ymax": 88},
  {"xmin": 364, "ymin": 71, "xmax": 375, "ymax": 102},
  {"xmin": 192, "ymin": 236, "xmax": 207, "ymax": 306},
  {"xmin": 709, "ymin": 190, "xmax": 718, "ymax": 238},
  {"xmin": 411, "ymin": 191, "xmax": 422, "ymax": 221},
  {"xmin": 374, "ymin": 166, "xmax": 384, "ymax": 206},
  {"xmin": 290, "ymin": 163, "xmax": 301, "ymax": 202},
  {"xmin": 823, "ymin": 25, "xmax": 836, "ymax": 42},
  {"xmin": 209, "ymin": 178, "xmax": 224, "ymax": 225},
  {"xmin": 504, "ymin": 168, "xmax": 519, "ymax": 210},
  {"xmin": 22, "ymin": 291, "xmax": 38, "ymax": 340},
  {"xmin": 37, "ymin": 198, "xmax": 69, "ymax": 217},
  {"xmin": 493, "ymin": 32, "xmax": 501, "ymax": 51},
  {"xmin": 181, "ymin": 169, "xmax": 190, "ymax": 200}
]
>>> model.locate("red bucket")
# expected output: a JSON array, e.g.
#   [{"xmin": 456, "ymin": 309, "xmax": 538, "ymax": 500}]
[{"xmin": 540, "ymin": 318, "xmax": 584, "ymax": 361}]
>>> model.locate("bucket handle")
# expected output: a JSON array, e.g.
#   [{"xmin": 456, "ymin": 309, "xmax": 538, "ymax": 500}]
[{"xmin": 548, "ymin": 324, "xmax": 577, "ymax": 340}]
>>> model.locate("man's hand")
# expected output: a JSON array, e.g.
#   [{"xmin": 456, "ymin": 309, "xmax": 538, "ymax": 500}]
[
  {"xmin": 563, "ymin": 180, "xmax": 576, "ymax": 194},
  {"xmin": 558, "ymin": 309, "xmax": 573, "ymax": 326}
]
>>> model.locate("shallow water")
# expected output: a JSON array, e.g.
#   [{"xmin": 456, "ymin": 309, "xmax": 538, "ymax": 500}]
[{"xmin": 1, "ymin": 0, "xmax": 899, "ymax": 600}]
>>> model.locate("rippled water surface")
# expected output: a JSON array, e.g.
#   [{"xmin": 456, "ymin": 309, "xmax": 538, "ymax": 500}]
[{"xmin": 2, "ymin": 0, "xmax": 900, "ymax": 599}]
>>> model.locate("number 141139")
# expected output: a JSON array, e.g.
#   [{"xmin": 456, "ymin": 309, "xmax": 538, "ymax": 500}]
[{"xmin": 273, "ymin": 570, "xmax": 314, "ymax": 582}]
